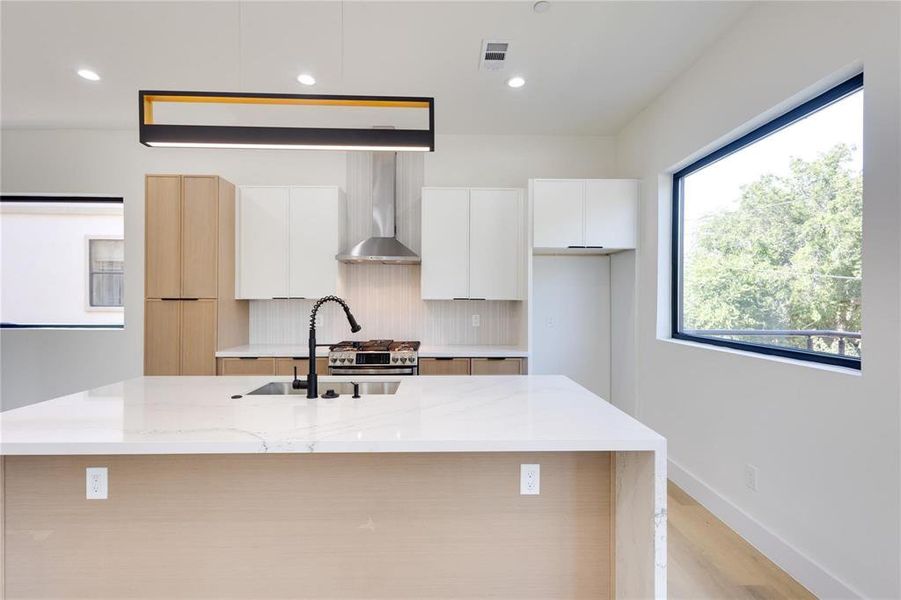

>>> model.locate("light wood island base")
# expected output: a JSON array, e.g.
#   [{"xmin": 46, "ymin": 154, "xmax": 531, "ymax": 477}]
[{"xmin": 4, "ymin": 452, "xmax": 620, "ymax": 599}]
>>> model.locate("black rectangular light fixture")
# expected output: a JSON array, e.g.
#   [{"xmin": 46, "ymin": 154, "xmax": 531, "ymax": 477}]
[{"xmin": 139, "ymin": 91, "xmax": 435, "ymax": 152}]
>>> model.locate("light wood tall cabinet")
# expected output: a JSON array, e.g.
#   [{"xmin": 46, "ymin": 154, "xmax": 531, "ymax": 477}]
[{"xmin": 144, "ymin": 175, "xmax": 248, "ymax": 375}]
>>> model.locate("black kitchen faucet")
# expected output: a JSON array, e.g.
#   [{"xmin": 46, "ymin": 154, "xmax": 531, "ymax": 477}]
[{"xmin": 305, "ymin": 295, "xmax": 362, "ymax": 399}]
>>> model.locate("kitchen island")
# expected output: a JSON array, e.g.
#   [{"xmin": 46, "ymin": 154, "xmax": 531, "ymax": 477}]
[{"xmin": 0, "ymin": 375, "xmax": 666, "ymax": 599}]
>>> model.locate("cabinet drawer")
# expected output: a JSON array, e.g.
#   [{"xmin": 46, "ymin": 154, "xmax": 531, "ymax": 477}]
[
  {"xmin": 217, "ymin": 357, "xmax": 276, "ymax": 376},
  {"xmin": 275, "ymin": 357, "xmax": 329, "ymax": 375},
  {"xmin": 418, "ymin": 358, "xmax": 471, "ymax": 376},
  {"xmin": 470, "ymin": 358, "xmax": 524, "ymax": 375}
]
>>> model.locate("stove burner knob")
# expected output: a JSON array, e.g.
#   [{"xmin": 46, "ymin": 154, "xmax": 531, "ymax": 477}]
[
  {"xmin": 330, "ymin": 357, "xmax": 337, "ymax": 364},
  {"xmin": 392, "ymin": 357, "xmax": 398, "ymax": 363},
  {"xmin": 400, "ymin": 357, "xmax": 407, "ymax": 363}
]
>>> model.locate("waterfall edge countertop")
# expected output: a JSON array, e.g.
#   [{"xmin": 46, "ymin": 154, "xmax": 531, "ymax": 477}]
[
  {"xmin": 214, "ymin": 344, "xmax": 529, "ymax": 358},
  {"xmin": 0, "ymin": 375, "xmax": 662, "ymax": 455}
]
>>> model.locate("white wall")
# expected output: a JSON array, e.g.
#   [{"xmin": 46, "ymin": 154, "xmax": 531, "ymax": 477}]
[
  {"xmin": 531, "ymin": 255, "xmax": 611, "ymax": 398},
  {"xmin": 615, "ymin": 2, "xmax": 900, "ymax": 597},
  {"xmin": 1, "ymin": 204, "xmax": 123, "ymax": 326},
  {"xmin": 0, "ymin": 131, "xmax": 615, "ymax": 410}
]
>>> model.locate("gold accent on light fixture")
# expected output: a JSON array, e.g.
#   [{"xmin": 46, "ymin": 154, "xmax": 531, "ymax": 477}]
[{"xmin": 141, "ymin": 93, "xmax": 430, "ymax": 125}]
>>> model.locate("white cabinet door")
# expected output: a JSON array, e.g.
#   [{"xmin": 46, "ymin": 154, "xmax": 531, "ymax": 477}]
[
  {"xmin": 585, "ymin": 179, "xmax": 638, "ymax": 249},
  {"xmin": 288, "ymin": 186, "xmax": 339, "ymax": 299},
  {"xmin": 236, "ymin": 186, "xmax": 288, "ymax": 299},
  {"xmin": 470, "ymin": 189, "xmax": 524, "ymax": 300},
  {"xmin": 532, "ymin": 179, "xmax": 584, "ymax": 248},
  {"xmin": 421, "ymin": 188, "xmax": 470, "ymax": 300}
]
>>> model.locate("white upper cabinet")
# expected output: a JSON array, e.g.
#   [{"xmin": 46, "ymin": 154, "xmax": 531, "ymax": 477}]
[
  {"xmin": 421, "ymin": 188, "xmax": 470, "ymax": 300},
  {"xmin": 236, "ymin": 186, "xmax": 289, "ymax": 299},
  {"xmin": 531, "ymin": 178, "xmax": 638, "ymax": 252},
  {"xmin": 288, "ymin": 187, "xmax": 339, "ymax": 299},
  {"xmin": 421, "ymin": 187, "xmax": 525, "ymax": 301},
  {"xmin": 533, "ymin": 179, "xmax": 584, "ymax": 248},
  {"xmin": 236, "ymin": 185, "xmax": 339, "ymax": 300},
  {"xmin": 585, "ymin": 179, "xmax": 638, "ymax": 249},
  {"xmin": 469, "ymin": 189, "xmax": 523, "ymax": 300}
]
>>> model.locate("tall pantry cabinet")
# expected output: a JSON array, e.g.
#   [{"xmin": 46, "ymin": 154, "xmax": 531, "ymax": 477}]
[{"xmin": 144, "ymin": 175, "xmax": 248, "ymax": 375}]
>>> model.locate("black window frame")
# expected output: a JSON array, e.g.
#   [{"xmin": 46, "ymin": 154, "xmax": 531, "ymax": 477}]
[{"xmin": 671, "ymin": 73, "xmax": 864, "ymax": 370}]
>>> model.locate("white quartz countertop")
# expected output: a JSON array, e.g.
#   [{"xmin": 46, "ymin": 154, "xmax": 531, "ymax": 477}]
[
  {"xmin": 215, "ymin": 344, "xmax": 529, "ymax": 358},
  {"xmin": 0, "ymin": 375, "xmax": 662, "ymax": 456}
]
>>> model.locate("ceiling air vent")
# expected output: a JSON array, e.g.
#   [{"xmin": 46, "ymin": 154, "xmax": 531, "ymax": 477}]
[{"xmin": 479, "ymin": 40, "xmax": 509, "ymax": 71}]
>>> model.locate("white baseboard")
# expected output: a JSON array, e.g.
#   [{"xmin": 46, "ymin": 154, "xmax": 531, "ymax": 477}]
[{"xmin": 668, "ymin": 458, "xmax": 863, "ymax": 599}]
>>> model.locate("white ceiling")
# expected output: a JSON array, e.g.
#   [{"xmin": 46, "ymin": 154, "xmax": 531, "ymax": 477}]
[{"xmin": 0, "ymin": 1, "xmax": 749, "ymax": 135}]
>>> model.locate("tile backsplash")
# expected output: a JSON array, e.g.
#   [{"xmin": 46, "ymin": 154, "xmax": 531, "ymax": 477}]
[
  {"xmin": 249, "ymin": 265, "xmax": 523, "ymax": 345},
  {"xmin": 248, "ymin": 151, "xmax": 525, "ymax": 347}
]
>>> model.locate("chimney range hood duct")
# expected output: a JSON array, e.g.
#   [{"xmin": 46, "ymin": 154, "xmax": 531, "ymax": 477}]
[{"xmin": 337, "ymin": 152, "xmax": 420, "ymax": 264}]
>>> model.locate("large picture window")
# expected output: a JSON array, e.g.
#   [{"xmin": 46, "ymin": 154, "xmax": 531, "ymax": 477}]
[{"xmin": 672, "ymin": 74, "xmax": 863, "ymax": 369}]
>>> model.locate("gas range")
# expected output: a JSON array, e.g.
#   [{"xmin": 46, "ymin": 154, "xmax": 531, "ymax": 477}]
[{"xmin": 328, "ymin": 340, "xmax": 420, "ymax": 375}]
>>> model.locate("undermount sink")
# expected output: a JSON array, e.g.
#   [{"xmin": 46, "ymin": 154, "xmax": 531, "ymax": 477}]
[{"xmin": 246, "ymin": 381, "xmax": 400, "ymax": 396}]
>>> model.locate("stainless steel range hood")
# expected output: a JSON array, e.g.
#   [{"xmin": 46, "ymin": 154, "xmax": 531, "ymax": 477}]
[{"xmin": 337, "ymin": 152, "xmax": 420, "ymax": 264}]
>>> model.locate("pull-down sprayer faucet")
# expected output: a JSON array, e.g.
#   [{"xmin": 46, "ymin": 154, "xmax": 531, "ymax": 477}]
[{"xmin": 307, "ymin": 295, "xmax": 361, "ymax": 399}]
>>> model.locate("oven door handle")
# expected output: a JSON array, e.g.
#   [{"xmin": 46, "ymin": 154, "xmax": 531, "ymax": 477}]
[{"xmin": 328, "ymin": 367, "xmax": 417, "ymax": 376}]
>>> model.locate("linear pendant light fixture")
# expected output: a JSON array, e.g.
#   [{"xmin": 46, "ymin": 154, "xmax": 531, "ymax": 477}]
[{"xmin": 139, "ymin": 91, "xmax": 435, "ymax": 152}]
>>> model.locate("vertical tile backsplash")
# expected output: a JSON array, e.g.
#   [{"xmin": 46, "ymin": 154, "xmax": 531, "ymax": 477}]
[
  {"xmin": 249, "ymin": 264, "xmax": 523, "ymax": 345},
  {"xmin": 248, "ymin": 151, "xmax": 524, "ymax": 346}
]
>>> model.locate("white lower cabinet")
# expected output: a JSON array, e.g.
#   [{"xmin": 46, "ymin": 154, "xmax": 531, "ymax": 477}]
[
  {"xmin": 237, "ymin": 186, "xmax": 339, "ymax": 300},
  {"xmin": 421, "ymin": 187, "xmax": 525, "ymax": 301}
]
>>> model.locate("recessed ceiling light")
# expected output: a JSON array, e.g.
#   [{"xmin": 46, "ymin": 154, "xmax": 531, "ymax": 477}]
[
  {"xmin": 533, "ymin": 1, "xmax": 551, "ymax": 13},
  {"xmin": 77, "ymin": 68, "xmax": 100, "ymax": 81},
  {"xmin": 296, "ymin": 73, "xmax": 316, "ymax": 86},
  {"xmin": 507, "ymin": 76, "xmax": 526, "ymax": 89}
]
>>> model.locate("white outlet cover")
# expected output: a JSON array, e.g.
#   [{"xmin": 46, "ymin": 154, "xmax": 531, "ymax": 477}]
[
  {"xmin": 472, "ymin": 314, "xmax": 481, "ymax": 327},
  {"xmin": 520, "ymin": 463, "xmax": 540, "ymax": 495},
  {"xmin": 744, "ymin": 464, "xmax": 759, "ymax": 492},
  {"xmin": 86, "ymin": 467, "xmax": 108, "ymax": 500}
]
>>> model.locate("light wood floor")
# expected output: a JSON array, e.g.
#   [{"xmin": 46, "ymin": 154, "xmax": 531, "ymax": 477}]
[{"xmin": 668, "ymin": 481, "xmax": 815, "ymax": 599}]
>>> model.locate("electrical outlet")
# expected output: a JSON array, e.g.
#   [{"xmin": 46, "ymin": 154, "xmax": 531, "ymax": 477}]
[
  {"xmin": 86, "ymin": 467, "xmax": 108, "ymax": 500},
  {"xmin": 472, "ymin": 314, "xmax": 480, "ymax": 328},
  {"xmin": 545, "ymin": 316, "xmax": 555, "ymax": 328},
  {"xmin": 744, "ymin": 464, "xmax": 759, "ymax": 492},
  {"xmin": 315, "ymin": 314, "xmax": 324, "ymax": 328},
  {"xmin": 520, "ymin": 464, "xmax": 540, "ymax": 495}
]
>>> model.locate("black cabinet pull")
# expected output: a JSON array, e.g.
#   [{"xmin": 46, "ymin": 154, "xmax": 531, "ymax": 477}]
[
  {"xmin": 238, "ymin": 357, "xmax": 258, "ymax": 361},
  {"xmin": 435, "ymin": 357, "xmax": 454, "ymax": 361}
]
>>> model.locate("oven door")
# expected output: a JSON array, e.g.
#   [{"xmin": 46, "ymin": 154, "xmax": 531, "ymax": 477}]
[{"xmin": 329, "ymin": 366, "xmax": 418, "ymax": 376}]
